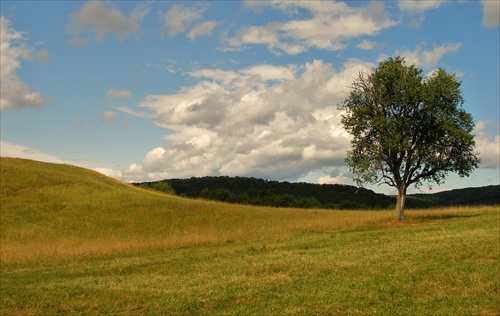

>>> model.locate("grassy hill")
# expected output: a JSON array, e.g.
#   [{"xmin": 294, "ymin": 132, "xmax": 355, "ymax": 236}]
[
  {"xmin": 0, "ymin": 157, "xmax": 398, "ymax": 263},
  {"xmin": 1, "ymin": 157, "xmax": 499, "ymax": 315}
]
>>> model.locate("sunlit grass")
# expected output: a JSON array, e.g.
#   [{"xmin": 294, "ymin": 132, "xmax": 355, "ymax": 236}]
[{"xmin": 1, "ymin": 158, "xmax": 393, "ymax": 263}]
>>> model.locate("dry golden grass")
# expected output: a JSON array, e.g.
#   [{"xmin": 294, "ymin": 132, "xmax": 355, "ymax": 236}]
[
  {"xmin": 1, "ymin": 157, "xmax": 497, "ymax": 264},
  {"xmin": 1, "ymin": 203, "xmax": 395, "ymax": 264}
]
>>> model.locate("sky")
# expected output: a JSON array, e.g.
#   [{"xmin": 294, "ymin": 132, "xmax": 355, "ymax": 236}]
[{"xmin": 1, "ymin": 0, "xmax": 499, "ymax": 195}]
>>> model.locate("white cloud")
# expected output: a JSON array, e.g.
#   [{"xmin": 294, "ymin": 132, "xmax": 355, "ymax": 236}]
[
  {"xmin": 161, "ymin": 3, "xmax": 208, "ymax": 37},
  {"xmin": 1, "ymin": 141, "xmax": 127, "ymax": 175},
  {"xmin": 0, "ymin": 140, "xmax": 66, "ymax": 164},
  {"xmin": 317, "ymin": 168, "xmax": 355, "ymax": 186},
  {"xmin": 0, "ymin": 16, "xmax": 45, "ymax": 111},
  {"xmin": 114, "ymin": 106, "xmax": 156, "ymax": 119},
  {"xmin": 188, "ymin": 69, "xmax": 241, "ymax": 87},
  {"xmin": 394, "ymin": 42, "xmax": 462, "ymax": 68},
  {"xmin": 93, "ymin": 167, "xmax": 124, "ymax": 180},
  {"xmin": 227, "ymin": 1, "xmax": 397, "ymax": 55},
  {"xmin": 106, "ymin": 89, "xmax": 132, "ymax": 99},
  {"xmin": 65, "ymin": 1, "xmax": 149, "ymax": 44},
  {"xmin": 481, "ymin": 0, "xmax": 500, "ymax": 27},
  {"xmin": 474, "ymin": 121, "xmax": 500, "ymax": 169},
  {"xmin": 240, "ymin": 64, "xmax": 297, "ymax": 82},
  {"xmin": 188, "ymin": 21, "xmax": 221, "ymax": 40},
  {"xmin": 398, "ymin": 0, "xmax": 449, "ymax": 28},
  {"xmin": 398, "ymin": 0, "xmax": 447, "ymax": 13},
  {"xmin": 0, "ymin": 81, "xmax": 45, "ymax": 111},
  {"xmin": 102, "ymin": 59, "xmax": 374, "ymax": 182},
  {"xmin": 187, "ymin": 64, "xmax": 298, "ymax": 89}
]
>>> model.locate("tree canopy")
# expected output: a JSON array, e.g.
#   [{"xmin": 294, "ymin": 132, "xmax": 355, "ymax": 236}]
[{"xmin": 339, "ymin": 56, "xmax": 480, "ymax": 220}]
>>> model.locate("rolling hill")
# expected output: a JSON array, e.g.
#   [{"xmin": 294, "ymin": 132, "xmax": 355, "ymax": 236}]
[{"xmin": 0, "ymin": 157, "xmax": 392, "ymax": 262}]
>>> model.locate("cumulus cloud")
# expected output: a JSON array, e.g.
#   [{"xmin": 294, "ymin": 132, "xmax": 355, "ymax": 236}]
[
  {"xmin": 65, "ymin": 1, "xmax": 149, "ymax": 44},
  {"xmin": 0, "ymin": 16, "xmax": 45, "ymax": 111},
  {"xmin": 187, "ymin": 64, "xmax": 298, "ymax": 89},
  {"xmin": 398, "ymin": 0, "xmax": 447, "ymax": 13},
  {"xmin": 398, "ymin": 0, "xmax": 448, "ymax": 28},
  {"xmin": 187, "ymin": 20, "xmax": 221, "ymax": 40},
  {"xmin": 103, "ymin": 59, "xmax": 374, "ymax": 183},
  {"xmin": 161, "ymin": 3, "xmax": 208, "ymax": 37},
  {"xmin": 392, "ymin": 42, "xmax": 462, "ymax": 68},
  {"xmin": 481, "ymin": 0, "xmax": 500, "ymax": 27},
  {"xmin": 474, "ymin": 121, "xmax": 500, "ymax": 169},
  {"xmin": 226, "ymin": 1, "xmax": 397, "ymax": 55}
]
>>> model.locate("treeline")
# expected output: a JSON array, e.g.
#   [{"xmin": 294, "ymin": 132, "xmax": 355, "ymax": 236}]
[
  {"xmin": 134, "ymin": 176, "xmax": 395, "ymax": 210},
  {"xmin": 405, "ymin": 185, "xmax": 500, "ymax": 208},
  {"xmin": 134, "ymin": 177, "xmax": 499, "ymax": 210}
]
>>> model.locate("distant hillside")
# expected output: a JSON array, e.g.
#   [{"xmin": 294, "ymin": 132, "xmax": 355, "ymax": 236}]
[
  {"xmin": 406, "ymin": 185, "xmax": 500, "ymax": 208},
  {"xmin": 135, "ymin": 176, "xmax": 499, "ymax": 210},
  {"xmin": 136, "ymin": 176, "xmax": 396, "ymax": 210}
]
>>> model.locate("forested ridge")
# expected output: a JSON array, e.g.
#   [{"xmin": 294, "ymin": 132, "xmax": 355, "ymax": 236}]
[
  {"xmin": 406, "ymin": 185, "xmax": 500, "ymax": 208},
  {"xmin": 134, "ymin": 176, "xmax": 499, "ymax": 210}
]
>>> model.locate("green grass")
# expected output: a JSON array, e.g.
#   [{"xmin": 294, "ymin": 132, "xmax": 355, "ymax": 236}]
[{"xmin": 1, "ymin": 157, "xmax": 499, "ymax": 315}]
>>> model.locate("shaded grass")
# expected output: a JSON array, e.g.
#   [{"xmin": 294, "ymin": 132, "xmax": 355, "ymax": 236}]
[{"xmin": 1, "ymin": 158, "xmax": 499, "ymax": 314}]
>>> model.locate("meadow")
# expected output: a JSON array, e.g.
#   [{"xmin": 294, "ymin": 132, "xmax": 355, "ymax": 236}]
[{"xmin": 1, "ymin": 158, "xmax": 499, "ymax": 315}]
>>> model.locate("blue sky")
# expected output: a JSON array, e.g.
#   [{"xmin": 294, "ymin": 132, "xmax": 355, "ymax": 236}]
[{"xmin": 1, "ymin": 0, "xmax": 499, "ymax": 194}]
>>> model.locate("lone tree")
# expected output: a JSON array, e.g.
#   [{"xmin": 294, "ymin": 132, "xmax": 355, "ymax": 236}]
[{"xmin": 339, "ymin": 57, "xmax": 480, "ymax": 220}]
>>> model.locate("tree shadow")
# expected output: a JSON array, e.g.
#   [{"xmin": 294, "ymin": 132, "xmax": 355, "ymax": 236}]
[{"xmin": 414, "ymin": 213, "xmax": 481, "ymax": 221}]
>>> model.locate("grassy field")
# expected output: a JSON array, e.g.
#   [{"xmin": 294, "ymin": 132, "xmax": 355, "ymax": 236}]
[{"xmin": 1, "ymin": 157, "xmax": 499, "ymax": 315}]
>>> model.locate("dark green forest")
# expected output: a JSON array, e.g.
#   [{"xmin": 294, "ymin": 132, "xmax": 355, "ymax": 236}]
[
  {"xmin": 134, "ymin": 177, "xmax": 499, "ymax": 210},
  {"xmin": 405, "ymin": 185, "xmax": 500, "ymax": 208}
]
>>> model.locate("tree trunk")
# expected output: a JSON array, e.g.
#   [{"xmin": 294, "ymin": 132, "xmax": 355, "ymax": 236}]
[{"xmin": 395, "ymin": 185, "xmax": 407, "ymax": 220}]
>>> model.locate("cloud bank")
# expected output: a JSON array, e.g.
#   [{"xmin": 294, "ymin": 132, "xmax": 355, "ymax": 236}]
[
  {"xmin": 110, "ymin": 59, "xmax": 374, "ymax": 182},
  {"xmin": 481, "ymin": 0, "xmax": 500, "ymax": 27},
  {"xmin": 160, "ymin": 3, "xmax": 220, "ymax": 40},
  {"xmin": 390, "ymin": 42, "xmax": 462, "ymax": 69},
  {"xmin": 65, "ymin": 1, "xmax": 149, "ymax": 45},
  {"xmin": 108, "ymin": 56, "xmax": 498, "ymax": 183},
  {"xmin": 226, "ymin": 1, "xmax": 397, "ymax": 55},
  {"xmin": 0, "ymin": 16, "xmax": 46, "ymax": 111},
  {"xmin": 474, "ymin": 121, "xmax": 500, "ymax": 169},
  {"xmin": 0, "ymin": 141, "xmax": 65, "ymax": 163}
]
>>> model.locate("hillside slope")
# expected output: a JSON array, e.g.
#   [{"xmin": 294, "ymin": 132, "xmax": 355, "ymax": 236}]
[
  {"xmin": 0, "ymin": 158, "xmax": 392, "ymax": 263},
  {"xmin": 407, "ymin": 185, "xmax": 500, "ymax": 208}
]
